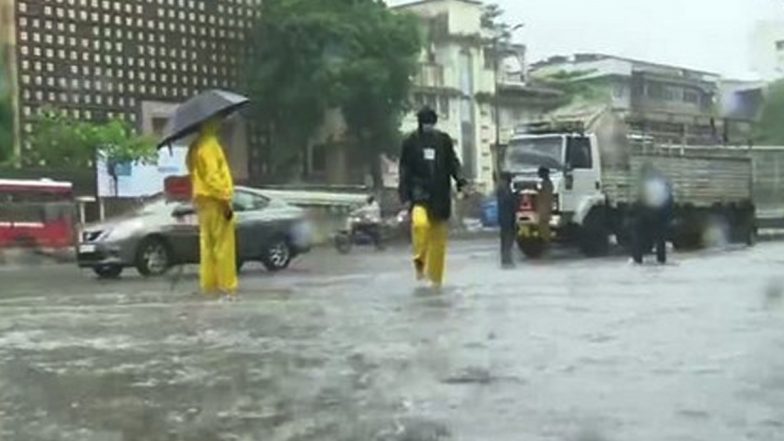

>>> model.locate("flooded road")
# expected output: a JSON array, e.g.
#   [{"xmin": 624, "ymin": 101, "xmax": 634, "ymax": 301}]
[{"xmin": 1, "ymin": 240, "xmax": 783, "ymax": 441}]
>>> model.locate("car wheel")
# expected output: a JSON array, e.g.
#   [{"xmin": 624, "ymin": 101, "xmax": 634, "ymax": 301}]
[
  {"xmin": 94, "ymin": 265, "xmax": 123, "ymax": 279},
  {"xmin": 262, "ymin": 238, "xmax": 292, "ymax": 271},
  {"xmin": 135, "ymin": 237, "xmax": 172, "ymax": 277}
]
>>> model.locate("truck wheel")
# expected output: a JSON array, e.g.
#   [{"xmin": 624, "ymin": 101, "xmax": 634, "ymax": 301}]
[
  {"xmin": 673, "ymin": 233, "xmax": 699, "ymax": 251},
  {"xmin": 580, "ymin": 210, "xmax": 610, "ymax": 257},
  {"xmin": 517, "ymin": 237, "xmax": 546, "ymax": 259}
]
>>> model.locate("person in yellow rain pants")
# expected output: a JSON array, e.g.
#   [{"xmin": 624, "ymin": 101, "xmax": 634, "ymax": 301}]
[
  {"xmin": 186, "ymin": 119, "xmax": 238, "ymax": 297},
  {"xmin": 399, "ymin": 107, "xmax": 467, "ymax": 289}
]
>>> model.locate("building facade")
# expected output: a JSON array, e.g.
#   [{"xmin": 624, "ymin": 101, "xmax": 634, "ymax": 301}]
[
  {"xmin": 531, "ymin": 54, "xmax": 730, "ymax": 145},
  {"xmin": 750, "ymin": 21, "xmax": 784, "ymax": 82},
  {"xmin": 393, "ymin": 0, "xmax": 558, "ymax": 191},
  {"xmin": 7, "ymin": 0, "xmax": 259, "ymax": 179},
  {"xmin": 394, "ymin": 0, "xmax": 496, "ymax": 189}
]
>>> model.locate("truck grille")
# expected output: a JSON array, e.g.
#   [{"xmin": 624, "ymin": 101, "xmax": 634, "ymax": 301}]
[{"xmin": 512, "ymin": 180, "xmax": 539, "ymax": 192}]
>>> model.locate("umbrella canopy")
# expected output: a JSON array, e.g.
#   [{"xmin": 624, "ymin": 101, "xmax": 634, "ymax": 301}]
[{"xmin": 157, "ymin": 89, "xmax": 249, "ymax": 149}]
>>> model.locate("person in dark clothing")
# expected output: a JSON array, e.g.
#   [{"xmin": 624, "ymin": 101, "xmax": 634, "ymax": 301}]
[
  {"xmin": 399, "ymin": 107, "xmax": 467, "ymax": 288},
  {"xmin": 497, "ymin": 170, "xmax": 517, "ymax": 267},
  {"xmin": 536, "ymin": 166, "xmax": 554, "ymax": 243},
  {"xmin": 631, "ymin": 165, "xmax": 674, "ymax": 264}
]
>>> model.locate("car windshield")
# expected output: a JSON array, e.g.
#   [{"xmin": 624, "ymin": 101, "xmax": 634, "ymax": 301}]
[{"xmin": 505, "ymin": 136, "xmax": 564, "ymax": 172}]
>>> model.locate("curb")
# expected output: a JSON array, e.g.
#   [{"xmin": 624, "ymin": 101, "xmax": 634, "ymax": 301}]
[{"xmin": 0, "ymin": 247, "xmax": 76, "ymax": 267}]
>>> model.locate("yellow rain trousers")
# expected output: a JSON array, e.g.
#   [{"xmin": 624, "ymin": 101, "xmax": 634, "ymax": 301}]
[
  {"xmin": 186, "ymin": 120, "xmax": 238, "ymax": 295},
  {"xmin": 411, "ymin": 205, "xmax": 449, "ymax": 287}
]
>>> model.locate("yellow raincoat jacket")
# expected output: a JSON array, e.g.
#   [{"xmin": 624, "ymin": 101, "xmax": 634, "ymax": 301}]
[{"xmin": 186, "ymin": 120, "xmax": 237, "ymax": 295}]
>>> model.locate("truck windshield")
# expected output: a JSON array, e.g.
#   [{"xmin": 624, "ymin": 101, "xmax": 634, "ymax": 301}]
[{"xmin": 505, "ymin": 136, "xmax": 564, "ymax": 172}]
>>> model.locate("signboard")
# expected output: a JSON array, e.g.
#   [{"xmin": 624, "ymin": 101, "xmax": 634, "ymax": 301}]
[{"xmin": 97, "ymin": 146, "xmax": 188, "ymax": 198}]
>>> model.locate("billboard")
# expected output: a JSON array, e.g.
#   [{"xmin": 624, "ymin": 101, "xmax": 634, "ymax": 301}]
[{"xmin": 97, "ymin": 146, "xmax": 188, "ymax": 198}]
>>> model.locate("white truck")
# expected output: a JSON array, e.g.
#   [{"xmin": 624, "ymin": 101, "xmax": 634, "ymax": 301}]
[{"xmin": 504, "ymin": 107, "xmax": 756, "ymax": 257}]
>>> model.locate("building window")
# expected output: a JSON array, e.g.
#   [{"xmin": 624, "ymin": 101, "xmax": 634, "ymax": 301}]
[
  {"xmin": 647, "ymin": 82, "xmax": 665, "ymax": 100},
  {"xmin": 613, "ymin": 84, "xmax": 625, "ymax": 98},
  {"xmin": 683, "ymin": 90, "xmax": 699, "ymax": 104},
  {"xmin": 438, "ymin": 96, "xmax": 450, "ymax": 119},
  {"xmin": 776, "ymin": 40, "xmax": 784, "ymax": 51}
]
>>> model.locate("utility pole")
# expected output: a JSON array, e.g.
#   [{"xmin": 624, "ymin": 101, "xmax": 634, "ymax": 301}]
[{"xmin": 493, "ymin": 24, "xmax": 524, "ymax": 154}]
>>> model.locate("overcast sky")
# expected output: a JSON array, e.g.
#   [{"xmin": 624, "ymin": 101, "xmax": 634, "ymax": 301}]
[{"xmin": 389, "ymin": 0, "xmax": 784, "ymax": 79}]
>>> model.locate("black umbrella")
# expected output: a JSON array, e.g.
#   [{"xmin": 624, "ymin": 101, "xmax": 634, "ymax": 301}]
[{"xmin": 157, "ymin": 89, "xmax": 250, "ymax": 149}]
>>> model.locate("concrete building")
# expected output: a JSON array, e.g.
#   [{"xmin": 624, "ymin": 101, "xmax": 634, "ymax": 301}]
[
  {"xmin": 1, "ymin": 0, "xmax": 20, "ymax": 158},
  {"xmin": 393, "ymin": 0, "xmax": 558, "ymax": 191},
  {"xmin": 531, "ymin": 54, "xmax": 731, "ymax": 145},
  {"xmin": 750, "ymin": 21, "xmax": 784, "ymax": 81},
  {"xmin": 5, "ymin": 0, "xmax": 259, "ymax": 180}
]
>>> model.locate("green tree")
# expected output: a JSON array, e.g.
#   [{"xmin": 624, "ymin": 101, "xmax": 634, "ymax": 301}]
[
  {"xmin": 337, "ymin": 1, "xmax": 421, "ymax": 188},
  {"xmin": 26, "ymin": 109, "xmax": 156, "ymax": 168},
  {"xmin": 481, "ymin": 3, "xmax": 511, "ymax": 42},
  {"xmin": 245, "ymin": 0, "xmax": 420, "ymax": 185},
  {"xmin": 244, "ymin": 0, "xmax": 341, "ymax": 177},
  {"xmin": 754, "ymin": 79, "xmax": 784, "ymax": 145}
]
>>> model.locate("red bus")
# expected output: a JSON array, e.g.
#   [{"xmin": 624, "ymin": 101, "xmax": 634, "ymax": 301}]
[{"xmin": 0, "ymin": 178, "xmax": 75, "ymax": 249}]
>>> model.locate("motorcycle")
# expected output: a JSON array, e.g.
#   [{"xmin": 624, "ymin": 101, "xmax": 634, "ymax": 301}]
[
  {"xmin": 334, "ymin": 209, "xmax": 411, "ymax": 254},
  {"xmin": 334, "ymin": 214, "xmax": 385, "ymax": 254}
]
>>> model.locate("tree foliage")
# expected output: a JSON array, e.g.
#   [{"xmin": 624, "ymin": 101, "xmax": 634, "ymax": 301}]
[
  {"xmin": 481, "ymin": 3, "xmax": 511, "ymax": 42},
  {"xmin": 25, "ymin": 109, "xmax": 156, "ymax": 168},
  {"xmin": 337, "ymin": 1, "xmax": 421, "ymax": 186},
  {"xmin": 245, "ymin": 0, "xmax": 421, "ymax": 185},
  {"xmin": 754, "ymin": 79, "xmax": 784, "ymax": 145}
]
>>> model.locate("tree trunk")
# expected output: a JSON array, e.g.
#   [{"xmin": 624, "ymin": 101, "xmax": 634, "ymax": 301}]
[{"xmin": 368, "ymin": 150, "xmax": 383, "ymax": 190}]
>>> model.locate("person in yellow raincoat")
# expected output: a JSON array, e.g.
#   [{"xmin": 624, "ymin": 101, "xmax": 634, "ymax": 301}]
[
  {"xmin": 186, "ymin": 119, "xmax": 238, "ymax": 296},
  {"xmin": 398, "ymin": 107, "xmax": 467, "ymax": 290}
]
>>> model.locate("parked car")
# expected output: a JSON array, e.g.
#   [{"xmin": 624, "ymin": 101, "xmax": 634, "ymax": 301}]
[{"xmin": 77, "ymin": 186, "xmax": 313, "ymax": 278}]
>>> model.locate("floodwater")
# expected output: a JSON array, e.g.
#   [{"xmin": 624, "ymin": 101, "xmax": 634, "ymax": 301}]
[{"xmin": 1, "ymin": 240, "xmax": 783, "ymax": 441}]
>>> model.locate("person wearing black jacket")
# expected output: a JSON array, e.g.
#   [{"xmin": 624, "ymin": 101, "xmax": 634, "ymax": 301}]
[
  {"xmin": 399, "ymin": 107, "xmax": 467, "ymax": 289},
  {"xmin": 632, "ymin": 165, "xmax": 674, "ymax": 264}
]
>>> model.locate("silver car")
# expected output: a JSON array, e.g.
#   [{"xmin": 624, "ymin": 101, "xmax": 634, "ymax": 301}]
[{"xmin": 77, "ymin": 187, "xmax": 313, "ymax": 278}]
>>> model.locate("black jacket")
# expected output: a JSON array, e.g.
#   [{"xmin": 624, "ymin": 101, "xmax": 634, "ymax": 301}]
[{"xmin": 398, "ymin": 129, "xmax": 465, "ymax": 221}]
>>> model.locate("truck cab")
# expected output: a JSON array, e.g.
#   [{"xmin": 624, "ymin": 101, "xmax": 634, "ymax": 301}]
[{"xmin": 505, "ymin": 132, "xmax": 604, "ymax": 228}]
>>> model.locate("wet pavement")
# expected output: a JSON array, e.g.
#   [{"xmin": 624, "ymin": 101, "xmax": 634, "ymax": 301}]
[{"xmin": 1, "ymin": 240, "xmax": 783, "ymax": 441}]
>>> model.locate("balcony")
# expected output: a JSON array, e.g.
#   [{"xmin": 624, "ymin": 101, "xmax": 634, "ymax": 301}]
[{"xmin": 414, "ymin": 64, "xmax": 445, "ymax": 89}]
